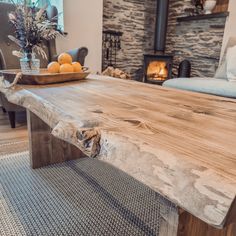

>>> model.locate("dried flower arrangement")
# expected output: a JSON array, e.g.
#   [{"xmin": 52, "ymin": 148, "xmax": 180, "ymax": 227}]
[{"xmin": 8, "ymin": 0, "xmax": 63, "ymax": 60}]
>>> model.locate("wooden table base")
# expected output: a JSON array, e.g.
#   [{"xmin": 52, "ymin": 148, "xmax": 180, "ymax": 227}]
[
  {"xmin": 178, "ymin": 210, "xmax": 236, "ymax": 236},
  {"xmin": 27, "ymin": 110, "xmax": 85, "ymax": 169}
]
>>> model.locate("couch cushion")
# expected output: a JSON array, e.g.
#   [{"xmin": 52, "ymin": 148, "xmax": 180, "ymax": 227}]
[
  {"xmin": 226, "ymin": 45, "xmax": 236, "ymax": 82},
  {"xmin": 215, "ymin": 36, "xmax": 236, "ymax": 80},
  {"xmin": 214, "ymin": 61, "xmax": 227, "ymax": 80},
  {"xmin": 163, "ymin": 78, "xmax": 236, "ymax": 98}
]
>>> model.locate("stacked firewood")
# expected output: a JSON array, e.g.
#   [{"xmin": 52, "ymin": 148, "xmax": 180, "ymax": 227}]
[{"xmin": 102, "ymin": 67, "xmax": 131, "ymax": 80}]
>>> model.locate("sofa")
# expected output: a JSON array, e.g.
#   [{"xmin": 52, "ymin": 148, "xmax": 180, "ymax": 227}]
[
  {"xmin": 0, "ymin": 2, "xmax": 88, "ymax": 128},
  {"xmin": 163, "ymin": 77, "xmax": 236, "ymax": 98},
  {"xmin": 163, "ymin": 37, "xmax": 236, "ymax": 99}
]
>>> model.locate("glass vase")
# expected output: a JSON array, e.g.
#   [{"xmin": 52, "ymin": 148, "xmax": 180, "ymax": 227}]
[{"xmin": 20, "ymin": 53, "xmax": 40, "ymax": 74}]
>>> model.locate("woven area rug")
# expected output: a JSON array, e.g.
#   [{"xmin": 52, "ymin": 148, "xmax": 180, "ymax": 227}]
[{"xmin": 0, "ymin": 151, "xmax": 178, "ymax": 236}]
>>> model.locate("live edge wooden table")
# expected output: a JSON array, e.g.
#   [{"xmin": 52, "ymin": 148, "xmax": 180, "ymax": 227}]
[{"xmin": 1, "ymin": 74, "xmax": 236, "ymax": 236}]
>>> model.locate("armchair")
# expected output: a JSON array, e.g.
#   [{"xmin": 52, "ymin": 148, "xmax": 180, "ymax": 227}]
[{"xmin": 0, "ymin": 2, "xmax": 88, "ymax": 128}]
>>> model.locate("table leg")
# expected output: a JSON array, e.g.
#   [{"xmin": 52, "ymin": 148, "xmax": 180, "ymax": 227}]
[
  {"xmin": 27, "ymin": 110, "xmax": 85, "ymax": 169},
  {"xmin": 177, "ymin": 209, "xmax": 236, "ymax": 236}
]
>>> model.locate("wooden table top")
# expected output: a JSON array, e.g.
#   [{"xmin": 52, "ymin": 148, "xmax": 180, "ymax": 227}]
[{"xmin": 1, "ymin": 75, "xmax": 236, "ymax": 228}]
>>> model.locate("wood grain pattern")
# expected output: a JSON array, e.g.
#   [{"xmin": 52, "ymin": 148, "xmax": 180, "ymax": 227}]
[
  {"xmin": 27, "ymin": 111, "xmax": 86, "ymax": 169},
  {"xmin": 1, "ymin": 75, "xmax": 236, "ymax": 229},
  {"xmin": 178, "ymin": 209, "xmax": 236, "ymax": 236}
]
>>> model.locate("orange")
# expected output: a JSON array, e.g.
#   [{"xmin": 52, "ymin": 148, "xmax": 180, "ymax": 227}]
[
  {"xmin": 58, "ymin": 53, "xmax": 73, "ymax": 65},
  {"xmin": 59, "ymin": 63, "xmax": 74, "ymax": 73},
  {"xmin": 47, "ymin": 61, "xmax": 60, "ymax": 73},
  {"xmin": 72, "ymin": 62, "xmax": 83, "ymax": 72}
]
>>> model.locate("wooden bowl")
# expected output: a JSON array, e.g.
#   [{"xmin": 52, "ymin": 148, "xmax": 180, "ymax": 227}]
[{"xmin": 1, "ymin": 69, "xmax": 90, "ymax": 85}]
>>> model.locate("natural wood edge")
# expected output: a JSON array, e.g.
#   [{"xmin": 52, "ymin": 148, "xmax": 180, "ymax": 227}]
[
  {"xmin": 0, "ymin": 81, "xmax": 101, "ymax": 158},
  {"xmin": 51, "ymin": 120, "xmax": 101, "ymax": 158},
  {"xmin": 177, "ymin": 196, "xmax": 236, "ymax": 230},
  {"xmin": 98, "ymin": 131, "xmax": 236, "ymax": 229}
]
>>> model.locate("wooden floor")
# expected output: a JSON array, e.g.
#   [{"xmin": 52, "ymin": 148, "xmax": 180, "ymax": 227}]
[{"xmin": 0, "ymin": 108, "xmax": 28, "ymax": 145}]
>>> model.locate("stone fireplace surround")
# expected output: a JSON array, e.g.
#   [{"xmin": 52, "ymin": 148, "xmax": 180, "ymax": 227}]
[{"xmin": 103, "ymin": 0, "xmax": 228, "ymax": 81}]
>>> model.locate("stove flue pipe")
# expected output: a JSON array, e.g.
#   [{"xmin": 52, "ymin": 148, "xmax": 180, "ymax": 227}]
[{"xmin": 154, "ymin": 0, "xmax": 170, "ymax": 53}]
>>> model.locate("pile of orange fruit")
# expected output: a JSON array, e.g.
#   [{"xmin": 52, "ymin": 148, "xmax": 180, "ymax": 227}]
[{"xmin": 47, "ymin": 53, "xmax": 83, "ymax": 74}]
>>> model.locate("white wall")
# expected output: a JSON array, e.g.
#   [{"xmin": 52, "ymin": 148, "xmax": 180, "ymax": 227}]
[
  {"xmin": 56, "ymin": 0, "xmax": 103, "ymax": 73},
  {"xmin": 221, "ymin": 0, "xmax": 236, "ymax": 59}
]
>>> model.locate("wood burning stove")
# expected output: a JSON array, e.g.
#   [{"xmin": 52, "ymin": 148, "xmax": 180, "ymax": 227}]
[
  {"xmin": 144, "ymin": 54, "xmax": 173, "ymax": 85},
  {"xmin": 143, "ymin": 0, "xmax": 173, "ymax": 85}
]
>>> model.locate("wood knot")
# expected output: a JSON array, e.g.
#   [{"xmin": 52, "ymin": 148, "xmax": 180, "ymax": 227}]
[
  {"xmin": 76, "ymin": 128, "xmax": 101, "ymax": 158},
  {"xmin": 124, "ymin": 119, "xmax": 156, "ymax": 134}
]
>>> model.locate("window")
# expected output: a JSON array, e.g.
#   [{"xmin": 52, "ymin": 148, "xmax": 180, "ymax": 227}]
[
  {"xmin": 32, "ymin": 0, "xmax": 64, "ymax": 30},
  {"xmin": 0, "ymin": 0, "xmax": 64, "ymax": 30}
]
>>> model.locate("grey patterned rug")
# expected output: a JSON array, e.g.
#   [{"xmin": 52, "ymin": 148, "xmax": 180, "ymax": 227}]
[{"xmin": 0, "ymin": 152, "xmax": 178, "ymax": 236}]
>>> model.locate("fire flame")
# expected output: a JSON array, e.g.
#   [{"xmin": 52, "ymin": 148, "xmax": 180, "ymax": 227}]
[{"xmin": 147, "ymin": 61, "xmax": 168, "ymax": 81}]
